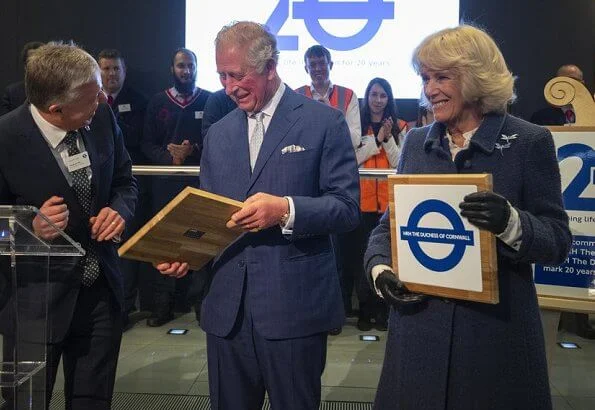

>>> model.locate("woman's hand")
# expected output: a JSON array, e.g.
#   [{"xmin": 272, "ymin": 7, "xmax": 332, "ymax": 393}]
[
  {"xmin": 375, "ymin": 270, "xmax": 427, "ymax": 307},
  {"xmin": 377, "ymin": 117, "xmax": 394, "ymax": 144},
  {"xmin": 459, "ymin": 191, "xmax": 511, "ymax": 234}
]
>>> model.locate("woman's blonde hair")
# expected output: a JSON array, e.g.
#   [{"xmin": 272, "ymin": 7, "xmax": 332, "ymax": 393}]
[{"xmin": 412, "ymin": 25, "xmax": 516, "ymax": 114}]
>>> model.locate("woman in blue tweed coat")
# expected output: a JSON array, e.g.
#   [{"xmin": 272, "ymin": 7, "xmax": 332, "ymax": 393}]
[{"xmin": 364, "ymin": 25, "xmax": 571, "ymax": 410}]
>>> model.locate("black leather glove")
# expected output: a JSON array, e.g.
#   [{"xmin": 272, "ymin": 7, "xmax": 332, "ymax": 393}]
[
  {"xmin": 459, "ymin": 191, "xmax": 511, "ymax": 234},
  {"xmin": 374, "ymin": 270, "xmax": 427, "ymax": 307}
]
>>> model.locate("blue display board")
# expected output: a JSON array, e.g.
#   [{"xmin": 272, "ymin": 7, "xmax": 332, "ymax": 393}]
[{"xmin": 535, "ymin": 129, "xmax": 595, "ymax": 301}]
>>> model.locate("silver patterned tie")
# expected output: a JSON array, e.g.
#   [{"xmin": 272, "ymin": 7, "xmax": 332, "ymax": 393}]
[
  {"xmin": 63, "ymin": 131, "xmax": 100, "ymax": 286},
  {"xmin": 249, "ymin": 112, "xmax": 264, "ymax": 171}
]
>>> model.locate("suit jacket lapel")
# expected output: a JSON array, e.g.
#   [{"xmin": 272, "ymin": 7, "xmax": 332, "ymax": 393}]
[
  {"xmin": 469, "ymin": 113, "xmax": 506, "ymax": 155},
  {"xmin": 247, "ymin": 88, "xmax": 301, "ymax": 192},
  {"xmin": 18, "ymin": 107, "xmax": 80, "ymax": 204},
  {"xmin": 79, "ymin": 126, "xmax": 100, "ymax": 213},
  {"xmin": 233, "ymin": 110, "xmax": 253, "ymax": 189},
  {"xmin": 19, "ymin": 112, "xmax": 59, "ymax": 177}
]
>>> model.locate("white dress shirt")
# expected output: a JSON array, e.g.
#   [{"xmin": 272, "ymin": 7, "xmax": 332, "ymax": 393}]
[
  {"xmin": 30, "ymin": 104, "xmax": 92, "ymax": 186},
  {"xmin": 246, "ymin": 83, "xmax": 296, "ymax": 233}
]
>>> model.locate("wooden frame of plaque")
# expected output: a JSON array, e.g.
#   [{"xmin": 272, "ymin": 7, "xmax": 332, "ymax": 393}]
[
  {"xmin": 118, "ymin": 187, "xmax": 243, "ymax": 270},
  {"xmin": 388, "ymin": 174, "xmax": 499, "ymax": 304}
]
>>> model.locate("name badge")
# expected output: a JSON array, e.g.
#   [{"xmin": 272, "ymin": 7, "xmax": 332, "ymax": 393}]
[
  {"xmin": 65, "ymin": 151, "xmax": 91, "ymax": 172},
  {"xmin": 118, "ymin": 104, "xmax": 132, "ymax": 113},
  {"xmin": 195, "ymin": 111, "xmax": 203, "ymax": 119}
]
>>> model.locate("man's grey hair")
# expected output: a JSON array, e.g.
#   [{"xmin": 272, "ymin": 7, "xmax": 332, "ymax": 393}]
[
  {"xmin": 26, "ymin": 41, "xmax": 100, "ymax": 109},
  {"xmin": 215, "ymin": 21, "xmax": 279, "ymax": 74}
]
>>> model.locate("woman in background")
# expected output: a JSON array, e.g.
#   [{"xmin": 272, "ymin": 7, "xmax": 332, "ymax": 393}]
[
  {"xmin": 365, "ymin": 25, "xmax": 571, "ymax": 409},
  {"xmin": 349, "ymin": 78, "xmax": 408, "ymax": 331}
]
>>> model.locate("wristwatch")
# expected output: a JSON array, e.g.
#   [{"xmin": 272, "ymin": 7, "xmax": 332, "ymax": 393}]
[
  {"xmin": 279, "ymin": 197, "xmax": 290, "ymax": 226},
  {"xmin": 280, "ymin": 211, "xmax": 290, "ymax": 226}
]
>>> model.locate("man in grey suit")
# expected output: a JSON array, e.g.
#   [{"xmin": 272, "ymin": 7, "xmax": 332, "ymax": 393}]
[{"xmin": 158, "ymin": 21, "xmax": 360, "ymax": 410}]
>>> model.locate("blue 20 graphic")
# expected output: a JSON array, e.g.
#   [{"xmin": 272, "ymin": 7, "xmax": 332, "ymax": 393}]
[
  {"xmin": 558, "ymin": 143, "xmax": 595, "ymax": 211},
  {"xmin": 265, "ymin": 0, "xmax": 395, "ymax": 51}
]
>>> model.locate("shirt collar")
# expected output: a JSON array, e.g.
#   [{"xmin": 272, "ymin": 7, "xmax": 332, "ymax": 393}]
[
  {"xmin": 309, "ymin": 81, "xmax": 333, "ymax": 100},
  {"xmin": 254, "ymin": 82, "xmax": 286, "ymax": 119},
  {"xmin": 423, "ymin": 113, "xmax": 507, "ymax": 155},
  {"xmin": 170, "ymin": 86, "xmax": 198, "ymax": 99},
  {"xmin": 445, "ymin": 127, "xmax": 478, "ymax": 150},
  {"xmin": 30, "ymin": 104, "xmax": 69, "ymax": 148},
  {"xmin": 106, "ymin": 89, "xmax": 120, "ymax": 102}
]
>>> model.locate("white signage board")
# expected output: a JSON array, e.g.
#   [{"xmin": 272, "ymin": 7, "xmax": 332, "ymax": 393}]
[{"xmin": 394, "ymin": 184, "xmax": 482, "ymax": 292}]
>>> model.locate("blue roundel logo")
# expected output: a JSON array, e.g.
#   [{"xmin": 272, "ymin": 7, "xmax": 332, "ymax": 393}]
[
  {"xmin": 399, "ymin": 199, "xmax": 474, "ymax": 272},
  {"xmin": 266, "ymin": 0, "xmax": 395, "ymax": 51},
  {"xmin": 294, "ymin": 0, "xmax": 395, "ymax": 51}
]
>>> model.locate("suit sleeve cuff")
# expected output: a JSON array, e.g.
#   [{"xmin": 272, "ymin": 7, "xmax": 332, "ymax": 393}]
[
  {"xmin": 496, "ymin": 204, "xmax": 522, "ymax": 251},
  {"xmin": 371, "ymin": 264, "xmax": 393, "ymax": 297},
  {"xmin": 281, "ymin": 196, "xmax": 295, "ymax": 235}
]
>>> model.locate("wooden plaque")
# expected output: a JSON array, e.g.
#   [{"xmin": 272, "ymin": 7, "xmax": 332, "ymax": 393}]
[
  {"xmin": 118, "ymin": 187, "xmax": 243, "ymax": 270},
  {"xmin": 388, "ymin": 174, "xmax": 499, "ymax": 304}
]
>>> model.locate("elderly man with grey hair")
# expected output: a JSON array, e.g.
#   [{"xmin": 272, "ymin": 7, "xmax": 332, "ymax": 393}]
[
  {"xmin": 157, "ymin": 21, "xmax": 360, "ymax": 410},
  {"xmin": 0, "ymin": 42, "xmax": 137, "ymax": 409}
]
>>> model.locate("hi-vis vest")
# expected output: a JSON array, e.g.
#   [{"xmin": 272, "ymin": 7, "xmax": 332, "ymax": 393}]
[
  {"xmin": 360, "ymin": 120, "xmax": 408, "ymax": 213},
  {"xmin": 296, "ymin": 85, "xmax": 353, "ymax": 114}
]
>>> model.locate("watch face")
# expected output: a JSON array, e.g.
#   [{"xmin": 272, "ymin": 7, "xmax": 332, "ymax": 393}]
[{"xmin": 280, "ymin": 213, "xmax": 289, "ymax": 226}]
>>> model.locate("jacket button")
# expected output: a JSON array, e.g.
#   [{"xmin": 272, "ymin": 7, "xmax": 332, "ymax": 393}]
[{"xmin": 238, "ymin": 260, "xmax": 245, "ymax": 268}]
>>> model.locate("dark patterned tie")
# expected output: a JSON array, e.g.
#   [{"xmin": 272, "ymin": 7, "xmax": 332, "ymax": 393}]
[{"xmin": 63, "ymin": 131, "xmax": 100, "ymax": 286}]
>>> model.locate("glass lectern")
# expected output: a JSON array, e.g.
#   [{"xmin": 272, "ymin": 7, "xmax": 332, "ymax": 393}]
[{"xmin": 0, "ymin": 206, "xmax": 83, "ymax": 409}]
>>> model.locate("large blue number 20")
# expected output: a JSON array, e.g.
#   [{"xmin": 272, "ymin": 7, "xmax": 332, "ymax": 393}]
[{"xmin": 558, "ymin": 143, "xmax": 595, "ymax": 211}]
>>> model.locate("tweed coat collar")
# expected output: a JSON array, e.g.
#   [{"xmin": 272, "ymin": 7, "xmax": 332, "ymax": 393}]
[{"xmin": 423, "ymin": 112, "xmax": 508, "ymax": 155}]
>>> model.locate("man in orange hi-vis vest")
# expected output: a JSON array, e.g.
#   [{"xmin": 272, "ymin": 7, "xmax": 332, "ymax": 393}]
[
  {"xmin": 296, "ymin": 45, "xmax": 362, "ymax": 335},
  {"xmin": 296, "ymin": 45, "xmax": 361, "ymax": 150}
]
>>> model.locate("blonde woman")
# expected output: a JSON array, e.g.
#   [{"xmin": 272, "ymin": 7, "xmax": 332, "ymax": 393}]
[{"xmin": 365, "ymin": 25, "xmax": 571, "ymax": 409}]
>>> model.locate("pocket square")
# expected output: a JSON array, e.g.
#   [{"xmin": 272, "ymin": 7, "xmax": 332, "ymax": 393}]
[{"xmin": 281, "ymin": 144, "xmax": 306, "ymax": 154}]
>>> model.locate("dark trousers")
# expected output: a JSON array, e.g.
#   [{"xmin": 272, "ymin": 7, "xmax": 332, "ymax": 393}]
[
  {"xmin": 347, "ymin": 212, "xmax": 387, "ymax": 319},
  {"xmin": 149, "ymin": 176, "xmax": 198, "ymax": 313},
  {"xmin": 121, "ymin": 175, "xmax": 153, "ymax": 313},
  {"xmin": 206, "ymin": 283, "xmax": 328, "ymax": 410},
  {"xmin": 46, "ymin": 276, "xmax": 123, "ymax": 409},
  {"xmin": 335, "ymin": 231, "xmax": 355, "ymax": 315},
  {"xmin": 2, "ymin": 276, "xmax": 122, "ymax": 409}
]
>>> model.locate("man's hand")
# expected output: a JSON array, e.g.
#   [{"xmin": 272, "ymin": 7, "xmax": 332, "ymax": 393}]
[
  {"xmin": 226, "ymin": 193, "xmax": 288, "ymax": 232},
  {"xmin": 32, "ymin": 196, "xmax": 69, "ymax": 240},
  {"xmin": 459, "ymin": 191, "xmax": 511, "ymax": 234},
  {"xmin": 89, "ymin": 207, "xmax": 125, "ymax": 242},
  {"xmin": 374, "ymin": 270, "xmax": 427, "ymax": 307},
  {"xmin": 167, "ymin": 140, "xmax": 194, "ymax": 165},
  {"xmin": 155, "ymin": 261, "xmax": 189, "ymax": 279}
]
